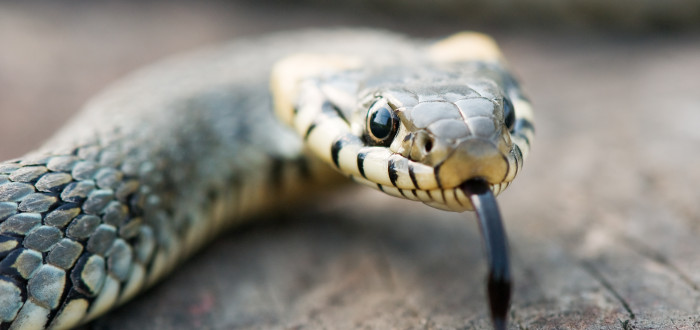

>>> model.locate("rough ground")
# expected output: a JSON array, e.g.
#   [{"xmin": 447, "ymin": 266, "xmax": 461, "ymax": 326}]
[{"xmin": 2, "ymin": 2, "xmax": 700, "ymax": 329}]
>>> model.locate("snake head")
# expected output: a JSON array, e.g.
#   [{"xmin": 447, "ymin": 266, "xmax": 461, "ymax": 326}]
[
  {"xmin": 271, "ymin": 32, "xmax": 533, "ymax": 211},
  {"xmin": 358, "ymin": 65, "xmax": 521, "ymax": 188}
]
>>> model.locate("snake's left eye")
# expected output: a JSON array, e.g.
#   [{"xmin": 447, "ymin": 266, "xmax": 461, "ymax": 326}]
[
  {"xmin": 503, "ymin": 97, "xmax": 515, "ymax": 131},
  {"xmin": 366, "ymin": 99, "xmax": 399, "ymax": 146}
]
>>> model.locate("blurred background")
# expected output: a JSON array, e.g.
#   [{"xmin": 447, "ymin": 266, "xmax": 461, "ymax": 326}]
[
  {"xmin": 1, "ymin": 0, "xmax": 698, "ymax": 160},
  {"xmin": 2, "ymin": 1, "xmax": 700, "ymax": 329}
]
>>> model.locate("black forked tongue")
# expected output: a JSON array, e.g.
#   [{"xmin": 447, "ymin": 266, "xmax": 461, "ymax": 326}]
[{"xmin": 461, "ymin": 179, "xmax": 511, "ymax": 330}]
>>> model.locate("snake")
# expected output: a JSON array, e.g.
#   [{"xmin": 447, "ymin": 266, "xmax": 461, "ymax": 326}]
[{"xmin": 0, "ymin": 29, "xmax": 533, "ymax": 329}]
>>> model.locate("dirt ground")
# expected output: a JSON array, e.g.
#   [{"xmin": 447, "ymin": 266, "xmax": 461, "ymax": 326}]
[{"xmin": 2, "ymin": 2, "xmax": 700, "ymax": 329}]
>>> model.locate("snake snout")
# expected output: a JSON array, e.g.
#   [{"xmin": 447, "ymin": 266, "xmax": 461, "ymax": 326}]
[{"xmin": 436, "ymin": 137, "xmax": 509, "ymax": 187}]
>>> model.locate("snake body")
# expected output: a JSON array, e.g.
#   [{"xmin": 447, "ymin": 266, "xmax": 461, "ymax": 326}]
[{"xmin": 0, "ymin": 29, "xmax": 532, "ymax": 329}]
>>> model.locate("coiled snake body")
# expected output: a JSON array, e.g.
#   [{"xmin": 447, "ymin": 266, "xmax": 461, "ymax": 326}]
[{"xmin": 0, "ymin": 30, "xmax": 533, "ymax": 329}]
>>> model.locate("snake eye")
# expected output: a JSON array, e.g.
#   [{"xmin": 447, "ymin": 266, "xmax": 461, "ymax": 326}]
[
  {"xmin": 366, "ymin": 99, "xmax": 399, "ymax": 146},
  {"xmin": 503, "ymin": 97, "xmax": 515, "ymax": 131}
]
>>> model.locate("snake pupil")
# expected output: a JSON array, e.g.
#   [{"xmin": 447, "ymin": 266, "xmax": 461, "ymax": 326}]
[
  {"xmin": 503, "ymin": 97, "xmax": 515, "ymax": 131},
  {"xmin": 367, "ymin": 100, "xmax": 398, "ymax": 145}
]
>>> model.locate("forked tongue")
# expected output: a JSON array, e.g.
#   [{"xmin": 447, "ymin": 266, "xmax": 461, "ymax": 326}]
[{"xmin": 460, "ymin": 179, "xmax": 512, "ymax": 330}]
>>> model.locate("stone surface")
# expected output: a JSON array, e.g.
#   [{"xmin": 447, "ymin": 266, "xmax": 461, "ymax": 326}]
[{"xmin": 1, "ymin": 1, "xmax": 700, "ymax": 329}]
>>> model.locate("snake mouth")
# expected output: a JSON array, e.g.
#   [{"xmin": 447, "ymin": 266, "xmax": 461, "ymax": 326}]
[{"xmin": 357, "ymin": 172, "xmax": 510, "ymax": 213}]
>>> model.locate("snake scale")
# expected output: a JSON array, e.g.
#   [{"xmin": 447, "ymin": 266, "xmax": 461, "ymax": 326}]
[{"xmin": 0, "ymin": 29, "xmax": 533, "ymax": 329}]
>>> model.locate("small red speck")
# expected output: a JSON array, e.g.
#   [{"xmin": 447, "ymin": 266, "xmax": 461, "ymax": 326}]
[{"xmin": 189, "ymin": 292, "xmax": 215, "ymax": 316}]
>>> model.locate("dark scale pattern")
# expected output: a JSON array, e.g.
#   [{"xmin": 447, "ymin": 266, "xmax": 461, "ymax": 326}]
[
  {"xmin": 0, "ymin": 142, "xmax": 172, "ymax": 328},
  {"xmin": 0, "ymin": 98, "xmax": 296, "ymax": 328},
  {"xmin": 0, "ymin": 203, "xmax": 17, "ymax": 222}
]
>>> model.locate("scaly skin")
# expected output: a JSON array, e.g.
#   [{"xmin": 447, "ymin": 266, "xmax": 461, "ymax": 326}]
[{"xmin": 0, "ymin": 29, "xmax": 532, "ymax": 329}]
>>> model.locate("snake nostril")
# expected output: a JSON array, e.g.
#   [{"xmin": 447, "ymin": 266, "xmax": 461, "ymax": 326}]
[
  {"xmin": 410, "ymin": 132, "xmax": 435, "ymax": 161},
  {"xmin": 424, "ymin": 139, "xmax": 433, "ymax": 153}
]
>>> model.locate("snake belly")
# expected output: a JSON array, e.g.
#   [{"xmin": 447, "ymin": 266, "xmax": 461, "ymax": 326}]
[{"xmin": 0, "ymin": 29, "xmax": 532, "ymax": 329}]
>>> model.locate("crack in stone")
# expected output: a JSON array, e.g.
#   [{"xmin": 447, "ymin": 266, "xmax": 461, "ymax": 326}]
[
  {"xmin": 581, "ymin": 261, "xmax": 635, "ymax": 320},
  {"xmin": 620, "ymin": 236, "xmax": 700, "ymax": 293}
]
